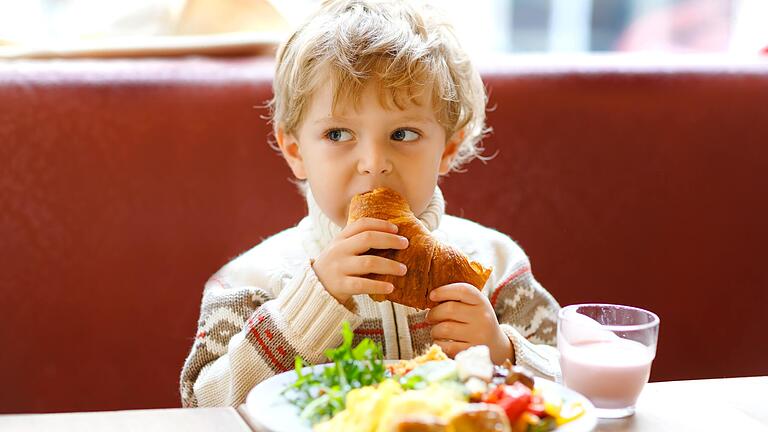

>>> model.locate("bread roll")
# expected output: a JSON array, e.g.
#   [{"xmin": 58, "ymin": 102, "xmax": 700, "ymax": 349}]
[{"xmin": 347, "ymin": 188, "xmax": 491, "ymax": 310}]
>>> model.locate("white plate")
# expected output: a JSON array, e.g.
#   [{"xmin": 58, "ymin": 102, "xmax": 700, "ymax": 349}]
[{"xmin": 245, "ymin": 364, "xmax": 597, "ymax": 432}]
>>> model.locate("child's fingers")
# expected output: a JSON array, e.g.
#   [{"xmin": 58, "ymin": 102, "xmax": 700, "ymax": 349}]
[
  {"xmin": 430, "ymin": 320, "xmax": 470, "ymax": 342},
  {"xmin": 429, "ymin": 283, "xmax": 483, "ymax": 305},
  {"xmin": 342, "ymin": 277, "xmax": 394, "ymax": 296},
  {"xmin": 344, "ymin": 231, "xmax": 409, "ymax": 255},
  {"xmin": 345, "ymin": 255, "xmax": 407, "ymax": 277},
  {"xmin": 426, "ymin": 301, "xmax": 473, "ymax": 324},
  {"xmin": 341, "ymin": 218, "xmax": 398, "ymax": 239},
  {"xmin": 433, "ymin": 340, "xmax": 472, "ymax": 358}
]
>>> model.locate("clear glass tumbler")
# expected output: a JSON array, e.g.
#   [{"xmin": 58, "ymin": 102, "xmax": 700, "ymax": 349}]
[{"xmin": 557, "ymin": 303, "xmax": 660, "ymax": 418}]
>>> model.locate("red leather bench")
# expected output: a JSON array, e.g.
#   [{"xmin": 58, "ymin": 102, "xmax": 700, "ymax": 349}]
[{"xmin": 1, "ymin": 55, "xmax": 766, "ymax": 413}]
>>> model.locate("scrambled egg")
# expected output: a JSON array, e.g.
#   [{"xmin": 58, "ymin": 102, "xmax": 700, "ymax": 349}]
[
  {"xmin": 387, "ymin": 345, "xmax": 449, "ymax": 376},
  {"xmin": 314, "ymin": 379, "xmax": 467, "ymax": 432}
]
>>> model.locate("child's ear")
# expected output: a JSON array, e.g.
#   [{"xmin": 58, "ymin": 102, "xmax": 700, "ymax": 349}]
[
  {"xmin": 439, "ymin": 129, "xmax": 465, "ymax": 175},
  {"xmin": 276, "ymin": 127, "xmax": 307, "ymax": 180}
]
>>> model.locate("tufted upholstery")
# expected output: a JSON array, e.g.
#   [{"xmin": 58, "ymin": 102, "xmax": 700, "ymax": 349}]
[{"xmin": 1, "ymin": 55, "xmax": 766, "ymax": 413}]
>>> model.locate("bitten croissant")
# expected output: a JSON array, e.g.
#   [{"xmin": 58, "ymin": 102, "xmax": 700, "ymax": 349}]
[{"xmin": 347, "ymin": 187, "xmax": 492, "ymax": 310}]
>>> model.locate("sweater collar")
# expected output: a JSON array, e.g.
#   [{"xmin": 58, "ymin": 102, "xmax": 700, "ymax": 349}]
[{"xmin": 301, "ymin": 185, "xmax": 446, "ymax": 257}]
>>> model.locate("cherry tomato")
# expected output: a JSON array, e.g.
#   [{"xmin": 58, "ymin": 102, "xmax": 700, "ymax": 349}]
[{"xmin": 484, "ymin": 382, "xmax": 532, "ymax": 422}]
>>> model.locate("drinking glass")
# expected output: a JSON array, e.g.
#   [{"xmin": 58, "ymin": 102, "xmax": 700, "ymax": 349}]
[{"xmin": 557, "ymin": 303, "xmax": 660, "ymax": 419}]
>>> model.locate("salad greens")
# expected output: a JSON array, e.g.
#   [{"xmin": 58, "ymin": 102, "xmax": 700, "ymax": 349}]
[{"xmin": 281, "ymin": 322, "xmax": 387, "ymax": 425}]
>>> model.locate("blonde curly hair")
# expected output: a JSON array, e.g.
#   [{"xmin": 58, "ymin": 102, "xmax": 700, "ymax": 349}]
[{"xmin": 269, "ymin": 0, "xmax": 488, "ymax": 171}]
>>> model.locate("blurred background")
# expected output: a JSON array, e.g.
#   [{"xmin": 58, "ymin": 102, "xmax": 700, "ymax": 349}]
[{"xmin": 1, "ymin": 0, "xmax": 767, "ymax": 57}]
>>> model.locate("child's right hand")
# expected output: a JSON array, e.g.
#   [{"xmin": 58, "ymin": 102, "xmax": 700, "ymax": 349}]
[{"xmin": 312, "ymin": 217, "xmax": 409, "ymax": 305}]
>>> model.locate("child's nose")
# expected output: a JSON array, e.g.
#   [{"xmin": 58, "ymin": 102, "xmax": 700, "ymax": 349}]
[{"xmin": 357, "ymin": 143, "xmax": 393, "ymax": 176}]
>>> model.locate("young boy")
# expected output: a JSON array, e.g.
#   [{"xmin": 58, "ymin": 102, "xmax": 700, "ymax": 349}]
[{"xmin": 180, "ymin": 0, "xmax": 560, "ymax": 408}]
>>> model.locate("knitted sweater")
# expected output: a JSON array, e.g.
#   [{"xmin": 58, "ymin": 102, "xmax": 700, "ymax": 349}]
[{"xmin": 180, "ymin": 186, "xmax": 561, "ymax": 407}]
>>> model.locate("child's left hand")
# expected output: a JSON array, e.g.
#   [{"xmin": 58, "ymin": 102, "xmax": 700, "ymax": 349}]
[{"xmin": 425, "ymin": 283, "xmax": 513, "ymax": 365}]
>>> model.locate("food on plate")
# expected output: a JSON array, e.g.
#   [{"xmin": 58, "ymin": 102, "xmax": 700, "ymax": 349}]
[
  {"xmin": 281, "ymin": 323, "xmax": 586, "ymax": 431},
  {"xmin": 447, "ymin": 403, "xmax": 511, "ymax": 432},
  {"xmin": 281, "ymin": 322, "xmax": 387, "ymax": 425},
  {"xmin": 347, "ymin": 187, "xmax": 492, "ymax": 310},
  {"xmin": 315, "ymin": 379, "xmax": 469, "ymax": 432},
  {"xmin": 387, "ymin": 345, "xmax": 449, "ymax": 377}
]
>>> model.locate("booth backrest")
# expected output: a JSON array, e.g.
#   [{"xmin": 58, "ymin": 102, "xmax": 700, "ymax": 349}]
[{"xmin": 1, "ymin": 55, "xmax": 766, "ymax": 413}]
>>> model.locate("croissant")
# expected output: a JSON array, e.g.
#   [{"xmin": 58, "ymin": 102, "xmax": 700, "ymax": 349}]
[{"xmin": 347, "ymin": 187, "xmax": 492, "ymax": 310}]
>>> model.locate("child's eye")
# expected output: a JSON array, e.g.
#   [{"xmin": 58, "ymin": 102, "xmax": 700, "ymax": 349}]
[
  {"xmin": 391, "ymin": 129, "xmax": 420, "ymax": 142},
  {"xmin": 325, "ymin": 129, "xmax": 353, "ymax": 142}
]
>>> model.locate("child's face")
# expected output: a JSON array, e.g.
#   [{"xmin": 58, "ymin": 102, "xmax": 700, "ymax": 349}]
[{"xmin": 278, "ymin": 79, "xmax": 462, "ymax": 227}]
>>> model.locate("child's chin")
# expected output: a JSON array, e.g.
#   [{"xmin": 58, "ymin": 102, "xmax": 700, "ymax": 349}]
[{"xmin": 333, "ymin": 209, "xmax": 350, "ymax": 228}]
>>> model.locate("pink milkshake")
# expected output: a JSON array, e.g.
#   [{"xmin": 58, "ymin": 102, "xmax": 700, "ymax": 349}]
[{"xmin": 558, "ymin": 304, "xmax": 660, "ymax": 418}]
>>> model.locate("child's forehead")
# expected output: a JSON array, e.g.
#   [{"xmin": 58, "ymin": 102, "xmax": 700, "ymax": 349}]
[{"xmin": 309, "ymin": 73, "xmax": 436, "ymax": 117}]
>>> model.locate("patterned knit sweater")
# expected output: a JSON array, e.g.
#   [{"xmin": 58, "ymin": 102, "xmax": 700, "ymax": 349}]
[{"xmin": 180, "ymin": 186, "xmax": 561, "ymax": 407}]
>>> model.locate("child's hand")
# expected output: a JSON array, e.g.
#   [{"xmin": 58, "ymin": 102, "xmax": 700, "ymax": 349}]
[
  {"xmin": 312, "ymin": 217, "xmax": 409, "ymax": 305},
  {"xmin": 426, "ymin": 283, "xmax": 513, "ymax": 365}
]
